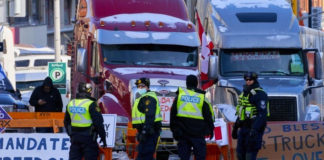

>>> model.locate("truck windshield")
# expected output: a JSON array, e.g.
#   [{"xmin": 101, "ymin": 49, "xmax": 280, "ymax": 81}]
[
  {"xmin": 16, "ymin": 80, "xmax": 43, "ymax": 91},
  {"xmin": 220, "ymin": 49, "xmax": 305, "ymax": 76},
  {"xmin": 101, "ymin": 44, "xmax": 198, "ymax": 67}
]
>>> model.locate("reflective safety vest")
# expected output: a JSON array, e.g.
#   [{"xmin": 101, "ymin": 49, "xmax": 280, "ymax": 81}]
[
  {"xmin": 236, "ymin": 88, "xmax": 270, "ymax": 121},
  {"xmin": 67, "ymin": 99, "xmax": 93, "ymax": 127},
  {"xmin": 132, "ymin": 91, "xmax": 162, "ymax": 125},
  {"xmin": 176, "ymin": 87, "xmax": 204, "ymax": 120}
]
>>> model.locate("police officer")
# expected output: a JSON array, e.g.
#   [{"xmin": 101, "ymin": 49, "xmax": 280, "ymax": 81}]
[
  {"xmin": 170, "ymin": 75, "xmax": 214, "ymax": 160},
  {"xmin": 132, "ymin": 77, "xmax": 162, "ymax": 160},
  {"xmin": 64, "ymin": 82, "xmax": 107, "ymax": 160},
  {"xmin": 232, "ymin": 72, "xmax": 269, "ymax": 160}
]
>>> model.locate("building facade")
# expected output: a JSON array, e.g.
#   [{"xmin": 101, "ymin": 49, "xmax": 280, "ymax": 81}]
[{"xmin": 1, "ymin": 0, "xmax": 76, "ymax": 48}]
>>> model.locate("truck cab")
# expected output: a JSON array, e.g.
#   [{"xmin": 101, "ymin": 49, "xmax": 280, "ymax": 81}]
[
  {"xmin": 71, "ymin": 0, "xmax": 200, "ymax": 145},
  {"xmin": 191, "ymin": 0, "xmax": 324, "ymax": 121}
]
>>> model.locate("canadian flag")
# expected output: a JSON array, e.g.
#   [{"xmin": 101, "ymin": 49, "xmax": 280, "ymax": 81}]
[{"xmin": 196, "ymin": 11, "xmax": 214, "ymax": 89}]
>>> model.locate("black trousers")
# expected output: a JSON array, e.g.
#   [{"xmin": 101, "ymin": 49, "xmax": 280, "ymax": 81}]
[
  {"xmin": 236, "ymin": 127, "xmax": 263, "ymax": 160},
  {"xmin": 136, "ymin": 132, "xmax": 160, "ymax": 160},
  {"xmin": 69, "ymin": 135, "xmax": 99, "ymax": 160},
  {"xmin": 177, "ymin": 135, "xmax": 206, "ymax": 160}
]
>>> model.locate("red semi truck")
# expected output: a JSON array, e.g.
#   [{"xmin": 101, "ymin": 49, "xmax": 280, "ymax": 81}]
[{"xmin": 70, "ymin": 0, "xmax": 200, "ymax": 148}]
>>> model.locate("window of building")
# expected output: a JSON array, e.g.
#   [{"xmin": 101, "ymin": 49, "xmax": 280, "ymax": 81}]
[
  {"xmin": 15, "ymin": 60, "xmax": 30, "ymax": 67},
  {"xmin": 9, "ymin": 0, "xmax": 43, "ymax": 26},
  {"xmin": 46, "ymin": 0, "xmax": 54, "ymax": 27},
  {"xmin": 64, "ymin": 0, "xmax": 72, "ymax": 25},
  {"xmin": 34, "ymin": 59, "xmax": 54, "ymax": 66}
]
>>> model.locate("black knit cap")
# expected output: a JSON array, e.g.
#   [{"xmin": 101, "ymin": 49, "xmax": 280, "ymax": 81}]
[
  {"xmin": 244, "ymin": 72, "xmax": 258, "ymax": 81},
  {"xmin": 186, "ymin": 75, "xmax": 198, "ymax": 88},
  {"xmin": 135, "ymin": 77, "xmax": 150, "ymax": 87}
]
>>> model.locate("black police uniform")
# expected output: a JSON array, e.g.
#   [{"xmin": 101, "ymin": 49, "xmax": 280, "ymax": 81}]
[
  {"xmin": 64, "ymin": 92, "xmax": 106, "ymax": 160},
  {"xmin": 233, "ymin": 80, "xmax": 268, "ymax": 160},
  {"xmin": 133, "ymin": 90, "xmax": 162, "ymax": 160},
  {"xmin": 170, "ymin": 87, "xmax": 214, "ymax": 160}
]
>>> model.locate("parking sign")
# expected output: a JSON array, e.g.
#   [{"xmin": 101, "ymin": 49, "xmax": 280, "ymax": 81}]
[{"xmin": 48, "ymin": 62, "xmax": 67, "ymax": 94}]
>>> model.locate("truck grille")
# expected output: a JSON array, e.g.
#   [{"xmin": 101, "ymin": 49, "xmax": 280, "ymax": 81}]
[{"xmin": 268, "ymin": 96, "xmax": 297, "ymax": 121}]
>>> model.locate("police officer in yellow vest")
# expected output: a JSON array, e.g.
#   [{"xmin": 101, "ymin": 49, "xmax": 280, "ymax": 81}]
[
  {"xmin": 132, "ymin": 77, "xmax": 162, "ymax": 160},
  {"xmin": 232, "ymin": 72, "xmax": 269, "ymax": 160},
  {"xmin": 64, "ymin": 82, "xmax": 107, "ymax": 160},
  {"xmin": 170, "ymin": 75, "xmax": 214, "ymax": 160}
]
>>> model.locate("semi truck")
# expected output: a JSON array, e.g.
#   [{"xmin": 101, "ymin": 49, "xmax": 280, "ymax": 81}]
[
  {"xmin": 70, "ymin": 0, "xmax": 200, "ymax": 150},
  {"xmin": 188, "ymin": 0, "xmax": 324, "ymax": 122}
]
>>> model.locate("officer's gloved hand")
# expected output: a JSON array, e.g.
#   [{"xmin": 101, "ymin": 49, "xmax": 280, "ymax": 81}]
[
  {"xmin": 209, "ymin": 130, "xmax": 214, "ymax": 140},
  {"xmin": 249, "ymin": 129, "xmax": 258, "ymax": 137},
  {"xmin": 100, "ymin": 138, "xmax": 107, "ymax": 148},
  {"xmin": 137, "ymin": 130, "xmax": 147, "ymax": 142},
  {"xmin": 231, "ymin": 121, "xmax": 239, "ymax": 139},
  {"xmin": 232, "ymin": 127, "xmax": 238, "ymax": 139}
]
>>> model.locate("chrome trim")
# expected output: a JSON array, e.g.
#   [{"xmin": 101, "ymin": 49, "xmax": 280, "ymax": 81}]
[{"xmin": 97, "ymin": 29, "xmax": 200, "ymax": 47}]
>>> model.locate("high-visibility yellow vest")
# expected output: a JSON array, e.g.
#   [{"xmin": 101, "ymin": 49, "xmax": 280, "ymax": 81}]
[
  {"xmin": 176, "ymin": 87, "xmax": 204, "ymax": 120},
  {"xmin": 236, "ymin": 88, "xmax": 270, "ymax": 120},
  {"xmin": 67, "ymin": 99, "xmax": 93, "ymax": 127},
  {"xmin": 132, "ymin": 91, "xmax": 162, "ymax": 125}
]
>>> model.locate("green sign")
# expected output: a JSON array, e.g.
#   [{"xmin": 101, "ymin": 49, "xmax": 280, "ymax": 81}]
[{"xmin": 48, "ymin": 62, "xmax": 66, "ymax": 94}]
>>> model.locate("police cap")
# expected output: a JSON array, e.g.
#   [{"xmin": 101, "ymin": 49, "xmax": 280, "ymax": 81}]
[
  {"xmin": 244, "ymin": 72, "xmax": 258, "ymax": 81},
  {"xmin": 135, "ymin": 77, "xmax": 150, "ymax": 88}
]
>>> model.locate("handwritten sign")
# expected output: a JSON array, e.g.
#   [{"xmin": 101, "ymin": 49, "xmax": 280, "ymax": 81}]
[
  {"xmin": 0, "ymin": 133, "xmax": 70, "ymax": 159},
  {"xmin": 158, "ymin": 96, "xmax": 174, "ymax": 124},
  {"xmin": 98, "ymin": 114, "xmax": 117, "ymax": 147},
  {"xmin": 229, "ymin": 121, "xmax": 324, "ymax": 159}
]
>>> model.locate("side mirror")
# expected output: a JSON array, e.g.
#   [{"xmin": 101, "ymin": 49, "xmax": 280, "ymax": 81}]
[
  {"xmin": 77, "ymin": 48, "xmax": 87, "ymax": 73},
  {"xmin": 304, "ymin": 49, "xmax": 322, "ymax": 80},
  {"xmin": 208, "ymin": 54, "xmax": 218, "ymax": 79}
]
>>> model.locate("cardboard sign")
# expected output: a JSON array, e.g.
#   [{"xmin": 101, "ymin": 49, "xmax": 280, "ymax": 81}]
[
  {"xmin": 229, "ymin": 121, "xmax": 324, "ymax": 159},
  {"xmin": 0, "ymin": 133, "xmax": 70, "ymax": 159},
  {"xmin": 158, "ymin": 96, "xmax": 174, "ymax": 124},
  {"xmin": 98, "ymin": 114, "xmax": 117, "ymax": 147}
]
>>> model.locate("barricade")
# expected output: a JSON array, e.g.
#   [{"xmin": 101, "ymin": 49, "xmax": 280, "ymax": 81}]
[
  {"xmin": 125, "ymin": 122, "xmax": 138, "ymax": 159},
  {"xmin": 125, "ymin": 122, "xmax": 160, "ymax": 160},
  {"xmin": 98, "ymin": 147, "xmax": 113, "ymax": 160},
  {"xmin": 7, "ymin": 112, "xmax": 65, "ymax": 133},
  {"xmin": 206, "ymin": 143, "xmax": 229, "ymax": 160}
]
